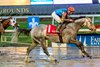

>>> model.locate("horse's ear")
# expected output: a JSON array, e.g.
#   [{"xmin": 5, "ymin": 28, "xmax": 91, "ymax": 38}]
[
  {"xmin": 86, "ymin": 16, "xmax": 91, "ymax": 19},
  {"xmin": 86, "ymin": 17, "xmax": 92, "ymax": 19},
  {"xmin": 85, "ymin": 16, "xmax": 89, "ymax": 19},
  {"xmin": 8, "ymin": 16, "xmax": 12, "ymax": 19}
]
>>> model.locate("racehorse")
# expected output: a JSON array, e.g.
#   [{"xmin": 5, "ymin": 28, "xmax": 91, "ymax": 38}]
[
  {"xmin": 0, "ymin": 16, "xmax": 19, "ymax": 38},
  {"xmin": 25, "ymin": 17, "xmax": 96, "ymax": 63}
]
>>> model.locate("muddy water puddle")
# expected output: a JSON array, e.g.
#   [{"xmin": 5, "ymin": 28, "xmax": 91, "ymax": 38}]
[{"xmin": 0, "ymin": 47, "xmax": 100, "ymax": 67}]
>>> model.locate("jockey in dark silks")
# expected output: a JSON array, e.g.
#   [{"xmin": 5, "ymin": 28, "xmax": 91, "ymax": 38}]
[
  {"xmin": 0, "ymin": 17, "xmax": 2, "ymax": 24},
  {"xmin": 0, "ymin": 17, "xmax": 4, "ymax": 34},
  {"xmin": 0, "ymin": 17, "xmax": 3, "ymax": 26},
  {"xmin": 51, "ymin": 6, "xmax": 75, "ymax": 33}
]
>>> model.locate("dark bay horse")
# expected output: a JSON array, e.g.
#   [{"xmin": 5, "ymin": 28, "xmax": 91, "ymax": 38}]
[
  {"xmin": 0, "ymin": 17, "xmax": 19, "ymax": 38},
  {"xmin": 25, "ymin": 17, "xmax": 96, "ymax": 62}
]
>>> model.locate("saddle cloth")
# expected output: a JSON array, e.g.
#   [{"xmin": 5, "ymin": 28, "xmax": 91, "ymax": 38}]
[{"xmin": 46, "ymin": 24, "xmax": 57, "ymax": 34}]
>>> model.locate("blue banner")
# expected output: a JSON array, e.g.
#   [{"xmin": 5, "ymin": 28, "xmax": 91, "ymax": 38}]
[
  {"xmin": 68, "ymin": 34, "xmax": 100, "ymax": 47},
  {"xmin": 28, "ymin": 16, "xmax": 40, "ymax": 29}
]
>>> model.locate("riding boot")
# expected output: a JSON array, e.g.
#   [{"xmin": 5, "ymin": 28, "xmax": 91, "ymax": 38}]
[
  {"xmin": 56, "ymin": 23, "xmax": 63, "ymax": 43},
  {"xmin": 59, "ymin": 23, "xmax": 66, "ymax": 33},
  {"xmin": 56, "ymin": 23, "xmax": 63, "ymax": 33}
]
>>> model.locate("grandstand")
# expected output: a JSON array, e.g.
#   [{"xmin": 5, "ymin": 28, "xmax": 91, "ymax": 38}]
[
  {"xmin": 28, "ymin": 4, "xmax": 100, "ymax": 15},
  {"xmin": 0, "ymin": 4, "xmax": 100, "ymax": 15}
]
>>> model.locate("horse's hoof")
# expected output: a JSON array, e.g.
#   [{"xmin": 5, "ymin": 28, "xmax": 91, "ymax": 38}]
[
  {"xmin": 82, "ymin": 55, "xmax": 85, "ymax": 58},
  {"xmin": 49, "ymin": 56, "xmax": 55, "ymax": 61},
  {"xmin": 25, "ymin": 60, "xmax": 35, "ymax": 63},
  {"xmin": 87, "ymin": 55, "xmax": 92, "ymax": 59},
  {"xmin": 30, "ymin": 60, "xmax": 35, "ymax": 62},
  {"xmin": 25, "ymin": 58, "xmax": 30, "ymax": 63},
  {"xmin": 25, "ymin": 56, "xmax": 31, "ymax": 63},
  {"xmin": 55, "ymin": 59, "xmax": 59, "ymax": 63},
  {"xmin": 25, "ymin": 58, "xmax": 31, "ymax": 63},
  {"xmin": 89, "ymin": 56, "xmax": 92, "ymax": 59},
  {"xmin": 25, "ymin": 60, "xmax": 31, "ymax": 63},
  {"xmin": 55, "ymin": 59, "xmax": 57, "ymax": 62}
]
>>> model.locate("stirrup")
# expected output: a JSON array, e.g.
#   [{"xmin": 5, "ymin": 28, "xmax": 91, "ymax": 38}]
[{"xmin": 56, "ymin": 31, "xmax": 62, "ymax": 34}]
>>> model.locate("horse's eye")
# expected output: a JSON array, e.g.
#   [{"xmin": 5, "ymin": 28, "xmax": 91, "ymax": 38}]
[{"xmin": 13, "ymin": 21, "xmax": 15, "ymax": 23}]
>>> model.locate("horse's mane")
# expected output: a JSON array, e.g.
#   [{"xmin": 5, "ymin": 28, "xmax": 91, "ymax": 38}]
[
  {"xmin": 65, "ymin": 17, "xmax": 88, "ymax": 29},
  {"xmin": 1, "ymin": 19, "xmax": 8, "ymax": 23},
  {"xmin": 72, "ymin": 16, "xmax": 86, "ymax": 20}
]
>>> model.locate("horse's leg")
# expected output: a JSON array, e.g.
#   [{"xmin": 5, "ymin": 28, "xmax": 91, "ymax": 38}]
[
  {"xmin": 0, "ymin": 32, "xmax": 1, "ymax": 41},
  {"xmin": 70, "ymin": 39, "xmax": 92, "ymax": 59},
  {"xmin": 41, "ymin": 39, "xmax": 57, "ymax": 62},
  {"xmin": 25, "ymin": 38, "xmax": 38, "ymax": 63}
]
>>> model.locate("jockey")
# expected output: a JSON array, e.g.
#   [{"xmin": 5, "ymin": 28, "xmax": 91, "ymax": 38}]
[
  {"xmin": 0, "ymin": 17, "xmax": 4, "ymax": 34},
  {"xmin": 51, "ymin": 6, "xmax": 75, "ymax": 33},
  {"xmin": 0, "ymin": 17, "xmax": 3, "ymax": 25}
]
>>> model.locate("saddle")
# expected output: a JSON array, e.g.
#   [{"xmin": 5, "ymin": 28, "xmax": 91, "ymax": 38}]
[
  {"xmin": 46, "ymin": 24, "xmax": 58, "ymax": 35},
  {"xmin": 46, "ymin": 24, "xmax": 63, "ymax": 43}
]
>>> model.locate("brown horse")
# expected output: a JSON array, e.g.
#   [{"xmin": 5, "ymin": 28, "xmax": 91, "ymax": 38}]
[
  {"xmin": 0, "ymin": 18, "xmax": 4, "ymax": 34},
  {"xmin": 0, "ymin": 16, "xmax": 19, "ymax": 38},
  {"xmin": 23, "ymin": 17, "xmax": 96, "ymax": 63}
]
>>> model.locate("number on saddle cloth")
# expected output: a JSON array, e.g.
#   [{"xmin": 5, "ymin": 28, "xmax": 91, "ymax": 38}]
[{"xmin": 46, "ymin": 24, "xmax": 57, "ymax": 34}]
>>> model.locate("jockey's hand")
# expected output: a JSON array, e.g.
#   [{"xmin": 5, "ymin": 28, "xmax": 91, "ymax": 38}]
[
  {"xmin": 64, "ymin": 19, "xmax": 74, "ymax": 22},
  {"xmin": 69, "ymin": 19, "xmax": 74, "ymax": 22},
  {"xmin": 61, "ymin": 18, "xmax": 64, "ymax": 23}
]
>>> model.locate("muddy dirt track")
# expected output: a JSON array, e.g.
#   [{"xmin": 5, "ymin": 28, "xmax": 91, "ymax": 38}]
[{"xmin": 0, "ymin": 47, "xmax": 100, "ymax": 67}]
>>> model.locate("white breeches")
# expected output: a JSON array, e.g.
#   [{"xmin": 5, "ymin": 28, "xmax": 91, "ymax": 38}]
[{"xmin": 51, "ymin": 11, "xmax": 62, "ymax": 23}]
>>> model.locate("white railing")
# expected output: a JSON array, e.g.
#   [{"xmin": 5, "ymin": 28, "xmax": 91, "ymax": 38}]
[
  {"xmin": 79, "ymin": 29, "xmax": 100, "ymax": 32},
  {"xmin": 4, "ymin": 29, "xmax": 100, "ymax": 33},
  {"xmin": 1, "ymin": 14, "xmax": 100, "ymax": 24},
  {"xmin": 5, "ymin": 30, "xmax": 15, "ymax": 33},
  {"xmin": 1, "ymin": 30, "xmax": 15, "ymax": 42},
  {"xmin": 1, "ymin": 14, "xmax": 100, "ymax": 18}
]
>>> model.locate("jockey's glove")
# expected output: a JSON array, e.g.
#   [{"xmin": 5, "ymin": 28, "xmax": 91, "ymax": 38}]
[
  {"xmin": 69, "ymin": 19, "xmax": 74, "ymax": 22},
  {"xmin": 64, "ymin": 19, "xmax": 74, "ymax": 22},
  {"xmin": 61, "ymin": 18, "xmax": 64, "ymax": 23}
]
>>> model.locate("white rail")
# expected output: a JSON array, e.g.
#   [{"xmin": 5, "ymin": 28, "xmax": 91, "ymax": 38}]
[
  {"xmin": 5, "ymin": 30, "xmax": 15, "ymax": 33},
  {"xmin": 0, "ymin": 14, "xmax": 100, "ymax": 18},
  {"xmin": 4, "ymin": 29, "xmax": 100, "ymax": 33},
  {"xmin": 79, "ymin": 29, "xmax": 100, "ymax": 32}
]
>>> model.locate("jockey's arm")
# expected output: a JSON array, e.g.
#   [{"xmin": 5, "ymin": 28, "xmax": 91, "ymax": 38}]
[
  {"xmin": 61, "ymin": 12, "xmax": 74, "ymax": 23},
  {"xmin": 61, "ymin": 12, "xmax": 67, "ymax": 23}
]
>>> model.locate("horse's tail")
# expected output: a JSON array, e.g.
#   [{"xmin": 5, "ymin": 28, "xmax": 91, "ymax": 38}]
[{"xmin": 17, "ymin": 28, "xmax": 31, "ymax": 36}]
